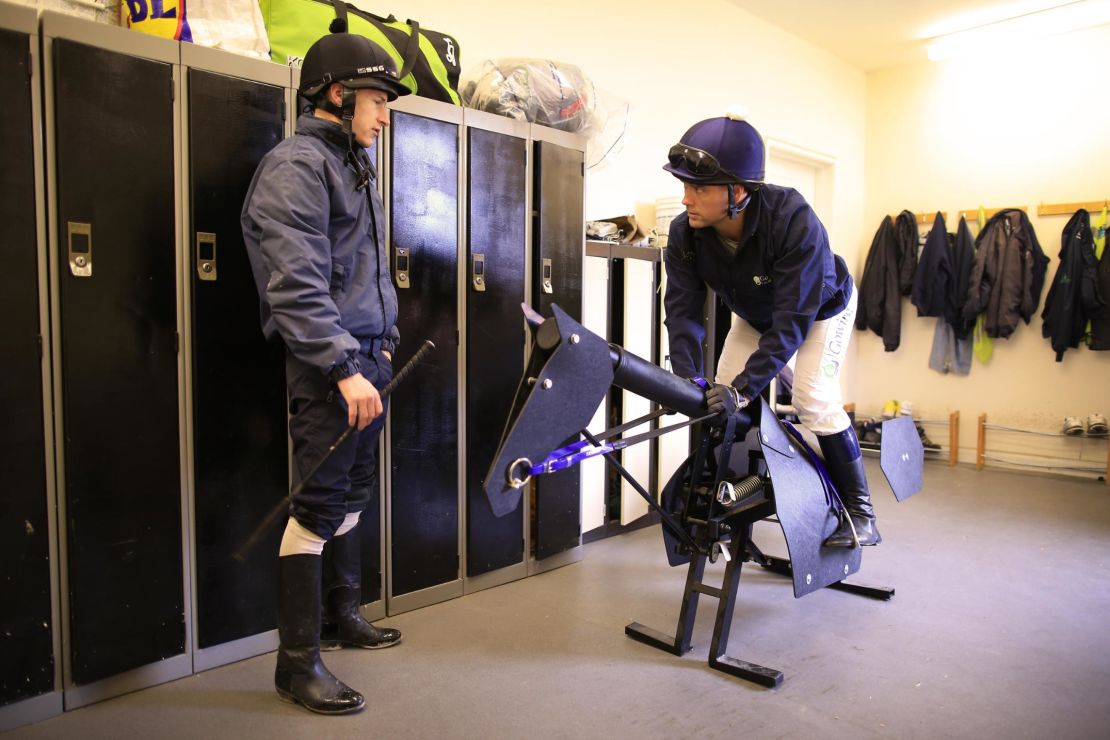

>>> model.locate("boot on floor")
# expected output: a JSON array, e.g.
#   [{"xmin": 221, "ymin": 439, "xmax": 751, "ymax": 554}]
[
  {"xmin": 275, "ymin": 554, "xmax": 365, "ymax": 714},
  {"xmin": 321, "ymin": 525, "xmax": 402, "ymax": 650},
  {"xmin": 818, "ymin": 428, "xmax": 882, "ymax": 548}
]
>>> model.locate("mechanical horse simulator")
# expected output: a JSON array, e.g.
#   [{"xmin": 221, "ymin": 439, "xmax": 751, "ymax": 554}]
[{"xmin": 484, "ymin": 304, "xmax": 923, "ymax": 687}]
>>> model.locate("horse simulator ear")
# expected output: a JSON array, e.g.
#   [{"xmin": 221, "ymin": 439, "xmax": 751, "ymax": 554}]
[
  {"xmin": 485, "ymin": 302, "xmax": 924, "ymax": 687},
  {"xmin": 880, "ymin": 416, "xmax": 925, "ymax": 502}
]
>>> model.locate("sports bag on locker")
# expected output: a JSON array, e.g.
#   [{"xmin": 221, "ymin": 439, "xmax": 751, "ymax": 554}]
[{"xmin": 259, "ymin": 0, "xmax": 462, "ymax": 104}]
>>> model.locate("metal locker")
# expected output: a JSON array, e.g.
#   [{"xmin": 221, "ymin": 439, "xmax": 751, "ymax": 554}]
[
  {"xmin": 43, "ymin": 14, "xmax": 189, "ymax": 701},
  {"xmin": 462, "ymin": 111, "xmax": 529, "ymax": 585},
  {"xmin": 530, "ymin": 130, "xmax": 586, "ymax": 566},
  {"xmin": 386, "ymin": 99, "xmax": 462, "ymax": 611},
  {"xmin": 182, "ymin": 46, "xmax": 288, "ymax": 667},
  {"xmin": 0, "ymin": 3, "xmax": 62, "ymax": 730}
]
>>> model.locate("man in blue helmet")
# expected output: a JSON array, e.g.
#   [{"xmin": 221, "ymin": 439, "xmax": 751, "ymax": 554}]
[
  {"xmin": 241, "ymin": 31, "xmax": 410, "ymax": 715},
  {"xmin": 662, "ymin": 113, "xmax": 878, "ymax": 549}
]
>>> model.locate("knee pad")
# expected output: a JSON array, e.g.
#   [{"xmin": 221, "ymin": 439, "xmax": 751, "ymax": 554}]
[
  {"xmin": 334, "ymin": 511, "xmax": 361, "ymax": 538},
  {"xmin": 279, "ymin": 516, "xmax": 327, "ymax": 557}
]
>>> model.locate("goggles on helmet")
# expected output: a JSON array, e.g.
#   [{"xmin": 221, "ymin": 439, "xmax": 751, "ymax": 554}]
[{"xmin": 667, "ymin": 143, "xmax": 729, "ymax": 178}]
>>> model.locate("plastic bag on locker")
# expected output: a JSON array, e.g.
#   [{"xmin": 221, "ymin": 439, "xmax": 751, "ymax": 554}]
[{"xmin": 461, "ymin": 58, "xmax": 601, "ymax": 135}]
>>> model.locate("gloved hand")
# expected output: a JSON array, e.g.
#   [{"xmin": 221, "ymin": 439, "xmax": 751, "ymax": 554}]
[{"xmin": 705, "ymin": 383, "xmax": 747, "ymax": 421}]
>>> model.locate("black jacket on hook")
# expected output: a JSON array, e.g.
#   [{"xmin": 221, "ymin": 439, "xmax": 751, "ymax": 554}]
[
  {"xmin": 949, "ymin": 217, "xmax": 976, "ymax": 339},
  {"xmin": 1041, "ymin": 209, "xmax": 1105, "ymax": 360},
  {"xmin": 911, "ymin": 212, "xmax": 950, "ymax": 318},
  {"xmin": 961, "ymin": 209, "xmax": 1049, "ymax": 338},
  {"xmin": 855, "ymin": 210, "xmax": 917, "ymax": 351},
  {"xmin": 1091, "ymin": 237, "xmax": 1110, "ymax": 350}
]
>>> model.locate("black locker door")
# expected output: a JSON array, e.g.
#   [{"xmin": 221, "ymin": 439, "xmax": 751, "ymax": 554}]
[
  {"xmin": 189, "ymin": 69, "xmax": 286, "ymax": 649},
  {"xmin": 465, "ymin": 127, "xmax": 527, "ymax": 577},
  {"xmin": 53, "ymin": 40, "xmax": 184, "ymax": 685},
  {"xmin": 388, "ymin": 110, "xmax": 459, "ymax": 596},
  {"xmin": 0, "ymin": 27, "xmax": 53, "ymax": 707},
  {"xmin": 532, "ymin": 140, "xmax": 585, "ymax": 561}
]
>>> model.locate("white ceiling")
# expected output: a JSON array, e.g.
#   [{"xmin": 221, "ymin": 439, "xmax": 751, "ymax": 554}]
[{"xmin": 724, "ymin": 0, "xmax": 1092, "ymax": 71}]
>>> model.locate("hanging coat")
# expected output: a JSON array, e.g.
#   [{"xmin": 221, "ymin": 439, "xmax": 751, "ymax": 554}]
[
  {"xmin": 961, "ymin": 209, "xmax": 1049, "ymax": 338},
  {"xmin": 1090, "ymin": 212, "xmax": 1110, "ymax": 350},
  {"xmin": 855, "ymin": 210, "xmax": 917, "ymax": 351},
  {"xmin": 911, "ymin": 212, "xmax": 950, "ymax": 317},
  {"xmin": 948, "ymin": 217, "xmax": 976, "ymax": 339},
  {"xmin": 1042, "ymin": 209, "xmax": 1105, "ymax": 359}
]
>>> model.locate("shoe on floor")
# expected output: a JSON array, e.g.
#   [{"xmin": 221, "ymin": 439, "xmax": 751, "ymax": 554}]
[
  {"xmin": 1088, "ymin": 413, "xmax": 1108, "ymax": 436},
  {"xmin": 917, "ymin": 423, "xmax": 941, "ymax": 450},
  {"xmin": 1063, "ymin": 416, "xmax": 1084, "ymax": 436}
]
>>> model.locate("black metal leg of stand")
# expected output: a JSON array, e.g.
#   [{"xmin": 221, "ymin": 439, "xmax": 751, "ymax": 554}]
[
  {"xmin": 753, "ymin": 550, "xmax": 895, "ymax": 602},
  {"xmin": 706, "ymin": 526, "xmax": 783, "ymax": 687},
  {"xmin": 625, "ymin": 553, "xmax": 705, "ymax": 656}
]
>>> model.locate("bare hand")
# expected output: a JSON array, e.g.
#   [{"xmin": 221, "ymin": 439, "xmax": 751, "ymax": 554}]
[{"xmin": 336, "ymin": 373, "xmax": 383, "ymax": 430}]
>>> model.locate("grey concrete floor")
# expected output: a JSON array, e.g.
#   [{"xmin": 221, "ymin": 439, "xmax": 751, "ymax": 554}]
[{"xmin": 7, "ymin": 460, "xmax": 1110, "ymax": 739}]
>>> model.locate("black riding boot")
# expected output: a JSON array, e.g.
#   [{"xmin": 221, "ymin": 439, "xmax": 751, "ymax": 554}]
[
  {"xmin": 818, "ymin": 428, "xmax": 882, "ymax": 547},
  {"xmin": 275, "ymin": 554, "xmax": 365, "ymax": 714},
  {"xmin": 321, "ymin": 525, "xmax": 402, "ymax": 650}
]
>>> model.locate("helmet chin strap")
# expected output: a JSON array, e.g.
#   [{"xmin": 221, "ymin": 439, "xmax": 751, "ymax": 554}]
[
  {"xmin": 337, "ymin": 87, "xmax": 373, "ymax": 191},
  {"xmin": 726, "ymin": 183, "xmax": 752, "ymax": 219}
]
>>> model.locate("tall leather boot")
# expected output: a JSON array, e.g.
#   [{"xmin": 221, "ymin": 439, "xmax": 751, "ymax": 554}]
[
  {"xmin": 275, "ymin": 554, "xmax": 365, "ymax": 714},
  {"xmin": 818, "ymin": 428, "xmax": 882, "ymax": 547},
  {"xmin": 321, "ymin": 525, "xmax": 402, "ymax": 650}
]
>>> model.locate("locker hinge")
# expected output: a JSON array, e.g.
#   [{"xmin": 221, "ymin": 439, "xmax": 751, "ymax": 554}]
[
  {"xmin": 37, "ymin": 334, "xmax": 43, "ymax": 360},
  {"xmin": 27, "ymin": 50, "xmax": 33, "ymax": 78},
  {"xmin": 175, "ymin": 331, "xmax": 180, "ymax": 354},
  {"xmin": 456, "ymin": 329, "xmax": 460, "ymax": 346},
  {"xmin": 581, "ymin": 162, "xmax": 585, "ymax": 177},
  {"xmin": 170, "ymin": 78, "xmax": 175, "ymax": 102},
  {"xmin": 282, "ymin": 99, "xmax": 287, "ymax": 122}
]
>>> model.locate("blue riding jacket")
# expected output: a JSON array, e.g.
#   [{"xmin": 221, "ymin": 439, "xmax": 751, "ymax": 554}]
[
  {"xmin": 242, "ymin": 114, "xmax": 399, "ymax": 380},
  {"xmin": 663, "ymin": 184, "xmax": 853, "ymax": 401}
]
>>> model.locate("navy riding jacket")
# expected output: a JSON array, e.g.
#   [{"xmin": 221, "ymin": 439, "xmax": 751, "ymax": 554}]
[
  {"xmin": 663, "ymin": 184, "xmax": 853, "ymax": 401},
  {"xmin": 241, "ymin": 114, "xmax": 399, "ymax": 380}
]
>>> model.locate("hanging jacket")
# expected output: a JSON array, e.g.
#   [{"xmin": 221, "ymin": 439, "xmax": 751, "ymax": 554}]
[
  {"xmin": 1042, "ymin": 209, "xmax": 1105, "ymax": 359},
  {"xmin": 961, "ymin": 209, "xmax": 1049, "ymax": 338},
  {"xmin": 911, "ymin": 212, "xmax": 950, "ymax": 318},
  {"xmin": 855, "ymin": 210, "xmax": 917, "ymax": 351},
  {"xmin": 1090, "ymin": 212, "xmax": 1110, "ymax": 350},
  {"xmin": 948, "ymin": 217, "xmax": 976, "ymax": 339}
]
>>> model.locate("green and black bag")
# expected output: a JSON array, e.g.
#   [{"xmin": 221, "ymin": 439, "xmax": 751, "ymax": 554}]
[{"xmin": 259, "ymin": 0, "xmax": 462, "ymax": 104}]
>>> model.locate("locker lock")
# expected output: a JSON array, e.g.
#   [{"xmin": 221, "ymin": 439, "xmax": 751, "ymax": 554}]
[
  {"xmin": 395, "ymin": 246, "xmax": 410, "ymax": 289},
  {"xmin": 196, "ymin": 232, "xmax": 217, "ymax": 281},
  {"xmin": 67, "ymin": 222, "xmax": 92, "ymax": 278},
  {"xmin": 541, "ymin": 257, "xmax": 553, "ymax": 294},
  {"xmin": 471, "ymin": 253, "xmax": 486, "ymax": 292}
]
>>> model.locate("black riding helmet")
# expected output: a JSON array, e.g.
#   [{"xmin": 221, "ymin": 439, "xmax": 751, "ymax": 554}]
[{"xmin": 299, "ymin": 31, "xmax": 411, "ymax": 103}]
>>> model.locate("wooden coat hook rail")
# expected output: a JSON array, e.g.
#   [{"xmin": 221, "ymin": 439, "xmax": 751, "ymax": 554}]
[
  {"xmin": 1037, "ymin": 199, "xmax": 1110, "ymax": 217},
  {"xmin": 958, "ymin": 205, "xmax": 1027, "ymax": 222}
]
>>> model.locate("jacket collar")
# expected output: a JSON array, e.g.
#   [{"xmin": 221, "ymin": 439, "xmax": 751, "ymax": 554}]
[{"xmin": 296, "ymin": 113, "xmax": 351, "ymax": 152}]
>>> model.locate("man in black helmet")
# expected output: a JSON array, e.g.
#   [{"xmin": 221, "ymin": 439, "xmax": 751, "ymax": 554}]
[
  {"xmin": 663, "ymin": 113, "xmax": 879, "ymax": 549},
  {"xmin": 241, "ymin": 31, "xmax": 411, "ymax": 715}
]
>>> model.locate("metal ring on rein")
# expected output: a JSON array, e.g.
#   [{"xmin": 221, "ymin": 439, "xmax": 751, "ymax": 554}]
[{"xmin": 507, "ymin": 458, "xmax": 533, "ymax": 489}]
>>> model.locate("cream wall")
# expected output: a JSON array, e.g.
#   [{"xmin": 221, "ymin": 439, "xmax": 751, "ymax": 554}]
[
  {"xmin": 862, "ymin": 24, "xmax": 1110, "ymax": 471},
  {"xmin": 375, "ymin": 0, "xmax": 867, "ymax": 284}
]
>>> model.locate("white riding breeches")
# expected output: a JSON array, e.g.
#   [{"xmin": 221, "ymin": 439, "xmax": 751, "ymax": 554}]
[{"xmin": 715, "ymin": 289, "xmax": 857, "ymax": 435}]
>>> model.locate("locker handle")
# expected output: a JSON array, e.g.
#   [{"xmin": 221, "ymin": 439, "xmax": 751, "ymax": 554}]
[
  {"xmin": 394, "ymin": 246, "xmax": 410, "ymax": 289},
  {"xmin": 196, "ymin": 232, "xmax": 217, "ymax": 281},
  {"xmin": 541, "ymin": 257, "xmax": 553, "ymax": 294},
  {"xmin": 67, "ymin": 221, "xmax": 92, "ymax": 278},
  {"xmin": 471, "ymin": 253, "xmax": 486, "ymax": 292}
]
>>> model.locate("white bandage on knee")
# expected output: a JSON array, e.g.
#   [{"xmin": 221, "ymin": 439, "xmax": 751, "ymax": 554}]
[
  {"xmin": 279, "ymin": 517, "xmax": 327, "ymax": 557},
  {"xmin": 334, "ymin": 511, "xmax": 361, "ymax": 537}
]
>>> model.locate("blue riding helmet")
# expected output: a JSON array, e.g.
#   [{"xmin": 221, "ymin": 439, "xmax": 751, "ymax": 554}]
[{"xmin": 663, "ymin": 115, "xmax": 765, "ymax": 188}]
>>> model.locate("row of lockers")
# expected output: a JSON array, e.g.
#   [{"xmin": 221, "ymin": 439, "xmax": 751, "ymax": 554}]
[{"xmin": 0, "ymin": 6, "xmax": 584, "ymax": 727}]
